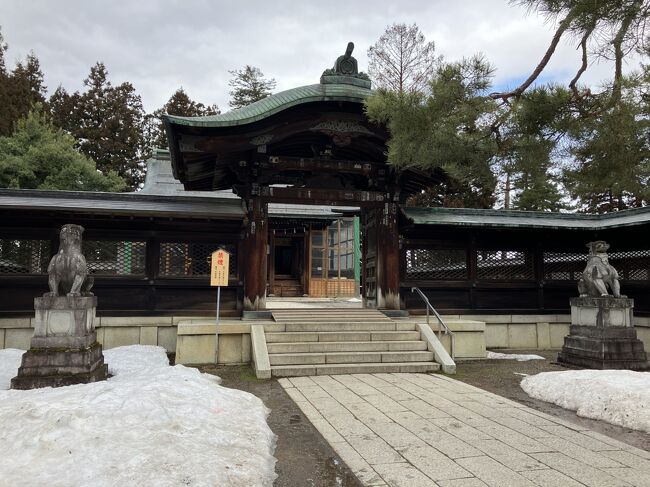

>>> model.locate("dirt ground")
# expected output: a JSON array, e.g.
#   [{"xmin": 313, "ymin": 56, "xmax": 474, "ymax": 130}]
[
  {"xmin": 195, "ymin": 352, "xmax": 649, "ymax": 486},
  {"xmin": 199, "ymin": 364, "xmax": 363, "ymax": 487},
  {"xmin": 453, "ymin": 350, "xmax": 650, "ymax": 452}
]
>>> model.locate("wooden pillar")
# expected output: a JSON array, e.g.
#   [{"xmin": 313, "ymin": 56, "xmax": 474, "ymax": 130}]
[
  {"xmin": 376, "ymin": 202, "xmax": 400, "ymax": 309},
  {"xmin": 243, "ymin": 197, "xmax": 268, "ymax": 310},
  {"xmin": 268, "ymin": 231, "xmax": 275, "ymax": 296}
]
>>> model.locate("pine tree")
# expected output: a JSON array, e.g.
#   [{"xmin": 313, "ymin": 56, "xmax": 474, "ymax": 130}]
[
  {"xmin": 228, "ymin": 65, "xmax": 276, "ymax": 109},
  {"xmin": 0, "ymin": 104, "xmax": 126, "ymax": 192},
  {"xmin": 366, "ymin": 55, "xmax": 499, "ymax": 208},
  {"xmin": 564, "ymin": 75, "xmax": 649, "ymax": 212},
  {"xmin": 504, "ymin": 87, "xmax": 571, "ymax": 211},
  {"xmin": 492, "ymin": 0, "xmax": 650, "ymax": 104}
]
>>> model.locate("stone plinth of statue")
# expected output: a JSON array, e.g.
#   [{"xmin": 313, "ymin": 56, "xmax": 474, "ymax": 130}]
[
  {"xmin": 11, "ymin": 224, "xmax": 108, "ymax": 389},
  {"xmin": 11, "ymin": 296, "xmax": 108, "ymax": 389},
  {"xmin": 558, "ymin": 241, "xmax": 648, "ymax": 370}
]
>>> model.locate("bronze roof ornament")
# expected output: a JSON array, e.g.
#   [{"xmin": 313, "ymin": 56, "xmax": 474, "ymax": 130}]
[{"xmin": 321, "ymin": 42, "xmax": 371, "ymax": 88}]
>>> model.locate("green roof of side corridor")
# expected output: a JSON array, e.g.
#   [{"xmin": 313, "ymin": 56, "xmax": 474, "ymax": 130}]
[{"xmin": 402, "ymin": 206, "xmax": 650, "ymax": 230}]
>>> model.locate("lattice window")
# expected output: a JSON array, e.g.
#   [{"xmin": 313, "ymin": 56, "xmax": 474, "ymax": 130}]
[
  {"xmin": 159, "ymin": 242, "xmax": 237, "ymax": 278},
  {"xmin": 476, "ymin": 250, "xmax": 534, "ymax": 280},
  {"xmin": 405, "ymin": 249, "xmax": 468, "ymax": 280},
  {"xmin": 543, "ymin": 252, "xmax": 586, "ymax": 280},
  {"xmin": 609, "ymin": 250, "xmax": 650, "ymax": 280},
  {"xmin": 0, "ymin": 239, "xmax": 51, "ymax": 274},
  {"xmin": 83, "ymin": 240, "xmax": 146, "ymax": 276}
]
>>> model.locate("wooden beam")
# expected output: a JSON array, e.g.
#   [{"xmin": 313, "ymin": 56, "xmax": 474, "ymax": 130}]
[
  {"xmin": 261, "ymin": 187, "xmax": 386, "ymax": 207},
  {"xmin": 262, "ymin": 156, "xmax": 375, "ymax": 176}
]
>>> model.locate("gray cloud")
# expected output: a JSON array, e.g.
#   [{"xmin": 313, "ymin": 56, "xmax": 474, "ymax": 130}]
[{"xmin": 0, "ymin": 0, "xmax": 638, "ymax": 112}]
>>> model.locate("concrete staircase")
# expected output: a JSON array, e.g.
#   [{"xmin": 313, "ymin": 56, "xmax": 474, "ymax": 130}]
[{"xmin": 266, "ymin": 309, "xmax": 440, "ymax": 377}]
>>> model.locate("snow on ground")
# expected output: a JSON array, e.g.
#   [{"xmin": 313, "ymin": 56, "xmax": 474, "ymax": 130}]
[
  {"xmin": 521, "ymin": 369, "xmax": 650, "ymax": 433},
  {"xmin": 486, "ymin": 351, "xmax": 545, "ymax": 361},
  {"xmin": 0, "ymin": 345, "xmax": 276, "ymax": 487},
  {"xmin": 0, "ymin": 348, "xmax": 25, "ymax": 389}
]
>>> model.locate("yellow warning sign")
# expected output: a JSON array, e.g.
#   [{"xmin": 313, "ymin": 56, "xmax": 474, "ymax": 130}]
[{"xmin": 210, "ymin": 249, "xmax": 230, "ymax": 287}]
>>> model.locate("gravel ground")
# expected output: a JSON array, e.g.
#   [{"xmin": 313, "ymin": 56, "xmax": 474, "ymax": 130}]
[{"xmin": 452, "ymin": 349, "xmax": 650, "ymax": 451}]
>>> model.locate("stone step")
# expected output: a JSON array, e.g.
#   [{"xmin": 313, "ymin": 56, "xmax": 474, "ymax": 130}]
[
  {"xmin": 265, "ymin": 331, "xmax": 421, "ymax": 343},
  {"xmin": 271, "ymin": 310, "xmax": 389, "ymax": 314},
  {"xmin": 271, "ymin": 309, "xmax": 392, "ymax": 322},
  {"xmin": 267, "ymin": 340, "xmax": 428, "ymax": 354},
  {"xmin": 271, "ymin": 362, "xmax": 440, "ymax": 377},
  {"xmin": 284, "ymin": 322, "xmax": 406, "ymax": 332},
  {"xmin": 277, "ymin": 319, "xmax": 394, "ymax": 324},
  {"xmin": 268, "ymin": 350, "xmax": 435, "ymax": 366}
]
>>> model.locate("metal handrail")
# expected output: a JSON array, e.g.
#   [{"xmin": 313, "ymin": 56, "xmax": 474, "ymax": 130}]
[{"xmin": 411, "ymin": 287, "xmax": 455, "ymax": 359}]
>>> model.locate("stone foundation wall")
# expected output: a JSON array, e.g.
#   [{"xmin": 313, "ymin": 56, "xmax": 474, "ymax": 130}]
[
  {"xmin": 0, "ymin": 316, "xmax": 180, "ymax": 354},
  {"xmin": 424, "ymin": 319, "xmax": 486, "ymax": 359},
  {"xmin": 2, "ymin": 314, "xmax": 649, "ymax": 362}
]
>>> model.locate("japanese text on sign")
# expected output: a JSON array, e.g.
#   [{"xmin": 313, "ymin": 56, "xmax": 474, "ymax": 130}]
[{"xmin": 210, "ymin": 249, "xmax": 230, "ymax": 287}]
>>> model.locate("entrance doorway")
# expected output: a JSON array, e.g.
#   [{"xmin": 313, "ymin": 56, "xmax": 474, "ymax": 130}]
[
  {"xmin": 308, "ymin": 219, "xmax": 359, "ymax": 298},
  {"xmin": 268, "ymin": 217, "xmax": 361, "ymax": 299},
  {"xmin": 269, "ymin": 235, "xmax": 304, "ymax": 297}
]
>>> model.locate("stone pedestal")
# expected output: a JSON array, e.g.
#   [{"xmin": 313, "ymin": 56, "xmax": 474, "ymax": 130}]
[
  {"xmin": 11, "ymin": 296, "xmax": 108, "ymax": 389},
  {"xmin": 558, "ymin": 297, "xmax": 649, "ymax": 370}
]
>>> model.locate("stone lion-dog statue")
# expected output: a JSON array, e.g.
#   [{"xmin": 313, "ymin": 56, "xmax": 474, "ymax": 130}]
[
  {"xmin": 578, "ymin": 240, "xmax": 621, "ymax": 298},
  {"xmin": 45, "ymin": 224, "xmax": 94, "ymax": 297}
]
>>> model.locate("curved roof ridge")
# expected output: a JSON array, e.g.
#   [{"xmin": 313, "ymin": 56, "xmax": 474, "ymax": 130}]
[{"xmin": 163, "ymin": 82, "xmax": 373, "ymax": 128}]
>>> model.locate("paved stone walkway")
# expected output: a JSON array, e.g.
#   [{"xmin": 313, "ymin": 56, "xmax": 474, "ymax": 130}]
[{"xmin": 279, "ymin": 373, "xmax": 650, "ymax": 487}]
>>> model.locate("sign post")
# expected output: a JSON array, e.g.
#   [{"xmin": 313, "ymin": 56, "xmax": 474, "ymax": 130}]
[{"xmin": 210, "ymin": 249, "xmax": 230, "ymax": 364}]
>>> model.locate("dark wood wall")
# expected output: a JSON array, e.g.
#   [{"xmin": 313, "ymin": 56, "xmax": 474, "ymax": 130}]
[
  {"xmin": 400, "ymin": 223, "xmax": 650, "ymax": 316},
  {"xmin": 0, "ymin": 210, "xmax": 243, "ymax": 317}
]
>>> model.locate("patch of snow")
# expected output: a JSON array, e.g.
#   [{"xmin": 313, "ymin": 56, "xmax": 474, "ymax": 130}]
[
  {"xmin": 347, "ymin": 297, "xmax": 362, "ymax": 302},
  {"xmin": 513, "ymin": 372, "xmax": 529, "ymax": 377},
  {"xmin": 521, "ymin": 369, "xmax": 650, "ymax": 433},
  {"xmin": 487, "ymin": 351, "xmax": 545, "ymax": 361},
  {"xmin": 0, "ymin": 345, "xmax": 276, "ymax": 486},
  {"xmin": 0, "ymin": 348, "xmax": 24, "ymax": 389}
]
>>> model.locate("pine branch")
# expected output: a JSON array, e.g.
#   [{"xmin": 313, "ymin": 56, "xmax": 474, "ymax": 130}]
[{"xmin": 490, "ymin": 9, "xmax": 578, "ymax": 101}]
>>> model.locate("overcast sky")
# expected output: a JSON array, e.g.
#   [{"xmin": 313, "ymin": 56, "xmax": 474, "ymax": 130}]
[{"xmin": 0, "ymin": 0, "xmax": 637, "ymax": 113}]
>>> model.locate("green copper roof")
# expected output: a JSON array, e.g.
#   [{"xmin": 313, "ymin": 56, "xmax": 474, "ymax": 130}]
[
  {"xmin": 164, "ymin": 82, "xmax": 372, "ymax": 128},
  {"xmin": 402, "ymin": 206, "xmax": 650, "ymax": 230}
]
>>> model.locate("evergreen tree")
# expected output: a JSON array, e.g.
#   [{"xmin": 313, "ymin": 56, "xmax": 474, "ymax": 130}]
[
  {"xmin": 563, "ymin": 75, "xmax": 649, "ymax": 212},
  {"xmin": 366, "ymin": 55, "xmax": 499, "ymax": 208},
  {"xmin": 0, "ymin": 104, "xmax": 126, "ymax": 192},
  {"xmin": 228, "ymin": 65, "xmax": 276, "ymax": 109},
  {"xmin": 147, "ymin": 87, "xmax": 219, "ymax": 150},
  {"xmin": 504, "ymin": 87, "xmax": 572, "ymax": 211},
  {"xmin": 49, "ymin": 63, "xmax": 147, "ymax": 189},
  {"xmin": 0, "ymin": 28, "xmax": 47, "ymax": 137},
  {"xmin": 493, "ymin": 0, "xmax": 650, "ymax": 104},
  {"xmin": 7, "ymin": 53, "xmax": 47, "ymax": 122},
  {"xmin": 0, "ymin": 27, "xmax": 6, "ymax": 74},
  {"xmin": 367, "ymin": 23, "xmax": 439, "ymax": 93},
  {"xmin": 0, "ymin": 28, "xmax": 8, "ymax": 136}
]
